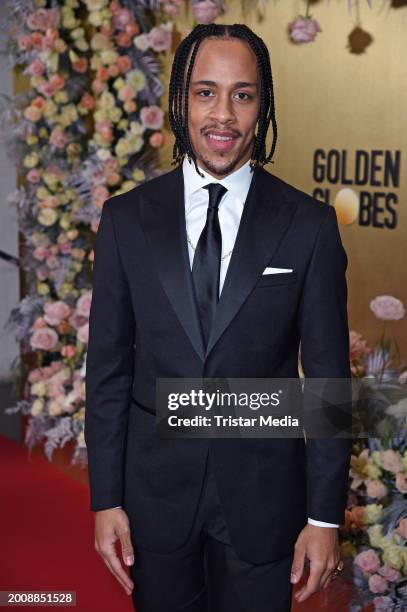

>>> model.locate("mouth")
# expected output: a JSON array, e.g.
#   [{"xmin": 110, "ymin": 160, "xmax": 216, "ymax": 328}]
[{"xmin": 204, "ymin": 130, "xmax": 239, "ymax": 153}]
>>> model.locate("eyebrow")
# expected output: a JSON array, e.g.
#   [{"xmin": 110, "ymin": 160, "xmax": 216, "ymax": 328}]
[{"xmin": 191, "ymin": 80, "xmax": 258, "ymax": 88}]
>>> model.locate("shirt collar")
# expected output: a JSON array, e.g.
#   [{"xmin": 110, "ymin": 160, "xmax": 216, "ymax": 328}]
[{"xmin": 182, "ymin": 156, "xmax": 254, "ymax": 212}]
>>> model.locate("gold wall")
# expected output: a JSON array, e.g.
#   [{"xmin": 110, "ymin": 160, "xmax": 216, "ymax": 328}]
[{"xmin": 161, "ymin": 0, "xmax": 407, "ymax": 361}]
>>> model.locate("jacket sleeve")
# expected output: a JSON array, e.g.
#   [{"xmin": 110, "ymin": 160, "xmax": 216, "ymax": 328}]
[
  {"xmin": 298, "ymin": 204, "xmax": 352, "ymax": 526},
  {"xmin": 85, "ymin": 199, "xmax": 135, "ymax": 511}
]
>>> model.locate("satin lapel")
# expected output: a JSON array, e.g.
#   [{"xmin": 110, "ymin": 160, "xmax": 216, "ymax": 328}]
[
  {"xmin": 138, "ymin": 165, "xmax": 206, "ymax": 362},
  {"xmin": 205, "ymin": 167, "xmax": 299, "ymax": 358}
]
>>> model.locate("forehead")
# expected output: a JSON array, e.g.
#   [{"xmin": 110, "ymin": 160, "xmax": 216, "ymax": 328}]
[{"xmin": 190, "ymin": 37, "xmax": 258, "ymax": 82}]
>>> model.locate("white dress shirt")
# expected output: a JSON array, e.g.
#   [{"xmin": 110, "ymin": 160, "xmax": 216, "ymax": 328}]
[{"xmin": 113, "ymin": 157, "xmax": 339, "ymax": 528}]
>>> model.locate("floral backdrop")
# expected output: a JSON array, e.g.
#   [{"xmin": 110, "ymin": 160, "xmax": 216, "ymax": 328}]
[{"xmin": 1, "ymin": 1, "xmax": 406, "ymax": 610}]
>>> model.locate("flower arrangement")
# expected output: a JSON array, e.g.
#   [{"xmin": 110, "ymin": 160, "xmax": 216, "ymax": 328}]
[
  {"xmin": 341, "ymin": 295, "xmax": 407, "ymax": 610},
  {"xmin": 3, "ymin": 0, "xmax": 172, "ymax": 464},
  {"xmin": 2, "ymin": 0, "xmax": 269, "ymax": 463}
]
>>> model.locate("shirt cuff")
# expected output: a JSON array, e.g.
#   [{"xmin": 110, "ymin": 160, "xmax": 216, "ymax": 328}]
[{"xmin": 308, "ymin": 517, "xmax": 339, "ymax": 528}]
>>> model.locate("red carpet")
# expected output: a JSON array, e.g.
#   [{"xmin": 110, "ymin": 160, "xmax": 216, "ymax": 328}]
[
  {"xmin": 0, "ymin": 433, "xmax": 365, "ymax": 611},
  {"xmin": 0, "ymin": 434, "xmax": 133, "ymax": 611}
]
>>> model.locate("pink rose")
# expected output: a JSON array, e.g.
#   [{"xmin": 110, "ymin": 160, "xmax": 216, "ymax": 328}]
[
  {"xmin": 30, "ymin": 327, "xmax": 59, "ymax": 351},
  {"xmin": 113, "ymin": 8, "xmax": 132, "ymax": 29},
  {"xmin": 27, "ymin": 8, "xmax": 60, "ymax": 31},
  {"xmin": 44, "ymin": 301, "xmax": 71, "ymax": 326},
  {"xmin": 354, "ymin": 549, "xmax": 381, "ymax": 574},
  {"xmin": 395, "ymin": 517, "xmax": 407, "ymax": 539},
  {"xmin": 368, "ymin": 574, "xmax": 388, "ymax": 594},
  {"xmin": 27, "ymin": 169, "xmax": 41, "ymax": 183},
  {"xmin": 76, "ymin": 291, "xmax": 92, "ymax": 318},
  {"xmin": 18, "ymin": 35, "xmax": 32, "ymax": 50},
  {"xmin": 395, "ymin": 472, "xmax": 407, "ymax": 494},
  {"xmin": 288, "ymin": 17, "xmax": 322, "ymax": 44},
  {"xmin": 118, "ymin": 84, "xmax": 136, "ymax": 102},
  {"xmin": 61, "ymin": 345, "xmax": 77, "ymax": 359},
  {"xmin": 38, "ymin": 81, "xmax": 56, "ymax": 98},
  {"xmin": 366, "ymin": 480, "xmax": 388, "ymax": 500},
  {"xmin": 36, "ymin": 267, "xmax": 49, "ymax": 281},
  {"xmin": 59, "ymin": 241, "xmax": 72, "ymax": 255},
  {"xmin": 69, "ymin": 311, "xmax": 88, "ymax": 330},
  {"xmin": 191, "ymin": 0, "xmax": 220, "ymax": 24},
  {"xmin": 45, "ymin": 255, "xmax": 59, "ymax": 269},
  {"xmin": 349, "ymin": 330, "xmax": 371, "ymax": 361},
  {"xmin": 49, "ymin": 127, "xmax": 68, "ymax": 149},
  {"xmin": 96, "ymin": 120, "xmax": 113, "ymax": 142},
  {"xmin": 147, "ymin": 25, "xmax": 172, "ymax": 52},
  {"xmin": 140, "ymin": 105, "xmax": 164, "ymax": 130},
  {"xmin": 77, "ymin": 323, "xmax": 89, "ymax": 344},
  {"xmin": 370, "ymin": 295, "xmax": 405, "ymax": 321},
  {"xmin": 373, "ymin": 596, "xmax": 394, "ymax": 610},
  {"xmin": 33, "ymin": 246, "xmax": 49, "ymax": 262},
  {"xmin": 92, "ymin": 185, "xmax": 110, "ymax": 208},
  {"xmin": 27, "ymin": 59, "xmax": 45, "ymax": 76},
  {"xmin": 378, "ymin": 564, "xmax": 401, "ymax": 582},
  {"xmin": 381, "ymin": 449, "xmax": 403, "ymax": 474}
]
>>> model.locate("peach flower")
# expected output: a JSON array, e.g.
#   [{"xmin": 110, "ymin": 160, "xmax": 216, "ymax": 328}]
[
  {"xmin": 72, "ymin": 58, "xmax": 88, "ymax": 73},
  {"xmin": 149, "ymin": 131, "xmax": 165, "ymax": 148},
  {"xmin": 395, "ymin": 517, "xmax": 407, "ymax": 539},
  {"xmin": 366, "ymin": 480, "xmax": 388, "ymax": 500},
  {"xmin": 61, "ymin": 345, "xmax": 77, "ymax": 359},
  {"xmin": 381, "ymin": 450, "xmax": 403, "ymax": 474}
]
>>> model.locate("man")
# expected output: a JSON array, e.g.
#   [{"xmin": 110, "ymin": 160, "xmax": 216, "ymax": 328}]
[{"xmin": 85, "ymin": 23, "xmax": 352, "ymax": 612}]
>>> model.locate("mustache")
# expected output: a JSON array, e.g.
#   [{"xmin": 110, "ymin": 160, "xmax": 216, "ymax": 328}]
[{"xmin": 201, "ymin": 126, "xmax": 241, "ymax": 138}]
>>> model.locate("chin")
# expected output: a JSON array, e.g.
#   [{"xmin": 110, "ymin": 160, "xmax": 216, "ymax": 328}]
[{"xmin": 201, "ymin": 155, "xmax": 239, "ymax": 177}]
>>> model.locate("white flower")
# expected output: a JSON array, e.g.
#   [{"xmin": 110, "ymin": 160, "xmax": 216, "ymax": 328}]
[{"xmin": 370, "ymin": 295, "xmax": 405, "ymax": 321}]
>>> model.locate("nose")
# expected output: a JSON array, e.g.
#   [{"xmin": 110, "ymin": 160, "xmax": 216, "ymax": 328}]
[{"xmin": 210, "ymin": 91, "xmax": 235, "ymax": 125}]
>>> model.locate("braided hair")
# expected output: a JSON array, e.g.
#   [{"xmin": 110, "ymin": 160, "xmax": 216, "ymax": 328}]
[{"xmin": 168, "ymin": 23, "xmax": 277, "ymax": 177}]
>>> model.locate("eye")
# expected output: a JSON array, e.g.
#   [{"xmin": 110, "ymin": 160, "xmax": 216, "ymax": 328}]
[
  {"xmin": 234, "ymin": 92, "xmax": 252, "ymax": 101},
  {"xmin": 197, "ymin": 89, "xmax": 214, "ymax": 97}
]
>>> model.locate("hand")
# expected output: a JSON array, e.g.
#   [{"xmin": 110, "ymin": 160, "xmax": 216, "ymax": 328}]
[
  {"xmin": 290, "ymin": 523, "xmax": 341, "ymax": 603},
  {"xmin": 94, "ymin": 507, "xmax": 135, "ymax": 596}
]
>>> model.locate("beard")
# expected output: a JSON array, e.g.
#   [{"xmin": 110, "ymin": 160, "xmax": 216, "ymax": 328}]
[{"xmin": 197, "ymin": 152, "xmax": 244, "ymax": 178}]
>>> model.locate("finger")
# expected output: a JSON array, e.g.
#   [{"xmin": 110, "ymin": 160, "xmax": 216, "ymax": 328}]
[
  {"xmin": 294, "ymin": 561, "xmax": 324, "ymax": 602},
  {"xmin": 119, "ymin": 528, "xmax": 135, "ymax": 566},
  {"xmin": 290, "ymin": 544, "xmax": 306, "ymax": 584},
  {"xmin": 102, "ymin": 544, "xmax": 134, "ymax": 593},
  {"xmin": 103, "ymin": 557, "xmax": 133, "ymax": 595},
  {"xmin": 320, "ymin": 560, "xmax": 339, "ymax": 589}
]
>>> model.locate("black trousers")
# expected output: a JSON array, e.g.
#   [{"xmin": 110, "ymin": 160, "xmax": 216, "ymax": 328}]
[{"xmin": 130, "ymin": 452, "xmax": 294, "ymax": 611}]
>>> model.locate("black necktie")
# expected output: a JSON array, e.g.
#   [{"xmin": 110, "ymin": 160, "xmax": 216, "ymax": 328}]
[{"xmin": 191, "ymin": 183, "xmax": 227, "ymax": 348}]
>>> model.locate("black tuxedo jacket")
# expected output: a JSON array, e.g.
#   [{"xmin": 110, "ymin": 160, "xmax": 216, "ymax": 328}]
[{"xmin": 85, "ymin": 163, "xmax": 352, "ymax": 564}]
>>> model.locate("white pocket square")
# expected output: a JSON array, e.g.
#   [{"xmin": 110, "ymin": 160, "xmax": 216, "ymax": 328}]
[{"xmin": 262, "ymin": 267, "xmax": 293, "ymax": 275}]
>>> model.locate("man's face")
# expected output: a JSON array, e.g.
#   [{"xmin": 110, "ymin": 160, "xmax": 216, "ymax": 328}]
[{"xmin": 186, "ymin": 37, "xmax": 260, "ymax": 178}]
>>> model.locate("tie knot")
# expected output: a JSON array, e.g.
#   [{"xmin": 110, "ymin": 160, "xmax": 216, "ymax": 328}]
[{"xmin": 204, "ymin": 183, "xmax": 227, "ymax": 210}]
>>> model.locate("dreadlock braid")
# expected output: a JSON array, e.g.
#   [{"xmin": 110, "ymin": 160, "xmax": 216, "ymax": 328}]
[{"xmin": 168, "ymin": 23, "xmax": 277, "ymax": 175}]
